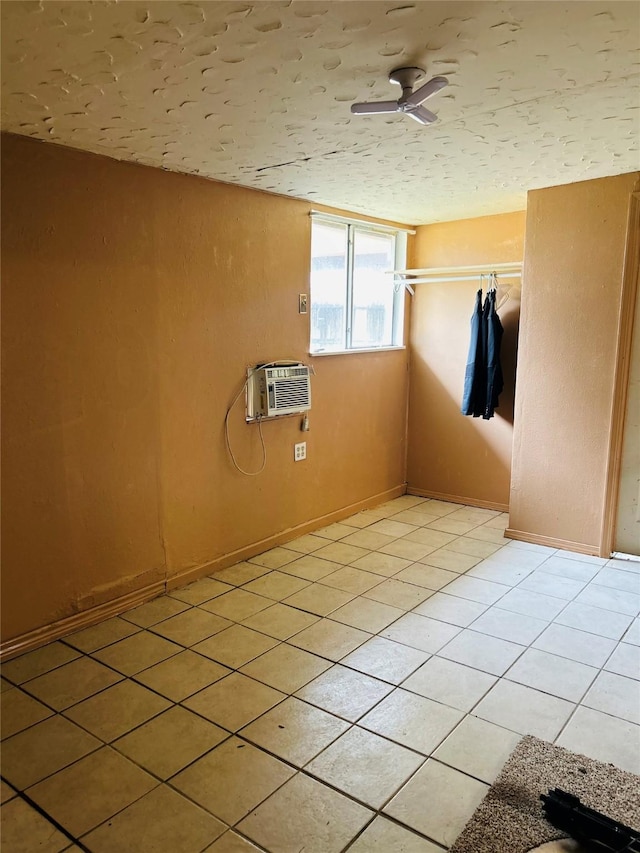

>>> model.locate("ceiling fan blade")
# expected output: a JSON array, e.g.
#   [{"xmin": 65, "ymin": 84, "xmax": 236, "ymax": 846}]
[
  {"xmin": 405, "ymin": 75, "xmax": 448, "ymax": 107},
  {"xmin": 407, "ymin": 105, "xmax": 438, "ymax": 125},
  {"xmin": 350, "ymin": 101, "xmax": 399, "ymax": 115}
]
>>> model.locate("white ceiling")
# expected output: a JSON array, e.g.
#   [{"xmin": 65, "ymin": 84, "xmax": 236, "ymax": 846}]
[{"xmin": 2, "ymin": 1, "xmax": 639, "ymax": 224}]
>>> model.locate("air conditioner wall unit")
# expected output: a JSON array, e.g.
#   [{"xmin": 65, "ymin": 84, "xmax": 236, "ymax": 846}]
[{"xmin": 246, "ymin": 364, "xmax": 311, "ymax": 421}]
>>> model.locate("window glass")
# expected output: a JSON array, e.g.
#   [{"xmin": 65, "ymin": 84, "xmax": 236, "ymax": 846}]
[
  {"xmin": 352, "ymin": 228, "xmax": 395, "ymax": 349},
  {"xmin": 310, "ymin": 222, "xmax": 348, "ymax": 353},
  {"xmin": 310, "ymin": 217, "xmax": 405, "ymax": 354}
]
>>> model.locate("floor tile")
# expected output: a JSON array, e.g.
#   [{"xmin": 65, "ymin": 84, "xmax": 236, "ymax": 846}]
[
  {"xmin": 284, "ymin": 533, "xmax": 330, "ymax": 554},
  {"xmin": 248, "ymin": 547, "xmax": 299, "ymax": 569},
  {"xmin": 240, "ymin": 697, "xmax": 349, "ymax": 766},
  {"xmin": 114, "ymin": 705, "xmax": 228, "ymax": 778},
  {"xmin": 169, "ymin": 577, "xmax": 233, "ymax": 605},
  {"xmin": 623, "ymin": 618, "xmax": 640, "ymax": 646},
  {"xmin": 443, "ymin": 575, "xmax": 510, "ymax": 605},
  {"xmin": 381, "ymin": 613, "xmax": 460, "ymax": 654},
  {"xmin": 243, "ymin": 571, "xmax": 310, "ymax": 601},
  {"xmin": 434, "ymin": 715, "xmax": 521, "ymax": 783},
  {"xmin": 22, "ymin": 657, "xmax": 122, "ymax": 711},
  {"xmin": 240, "ymin": 643, "xmax": 332, "ymax": 693},
  {"xmin": 283, "ymin": 583, "xmax": 355, "ymax": 616},
  {"xmin": 506, "ymin": 648, "xmax": 598, "ymax": 702},
  {"xmin": 204, "ymin": 831, "xmax": 264, "ymax": 852},
  {"xmin": 532, "ymin": 623, "xmax": 616, "ymax": 667},
  {"xmin": 349, "ymin": 551, "xmax": 412, "ymax": 577},
  {"xmin": 0, "ymin": 797, "xmax": 71, "ymax": 853},
  {"xmin": 151, "ymin": 608, "xmax": 231, "ymax": 646},
  {"xmin": 593, "ymin": 567, "xmax": 640, "ymax": 594},
  {"xmin": 320, "ymin": 566, "xmax": 382, "ymax": 595},
  {"xmin": 2, "ymin": 642, "xmax": 80, "ymax": 684},
  {"xmin": 341, "ymin": 636, "xmax": 430, "ymax": 685},
  {"xmin": 241, "ymin": 602, "xmax": 319, "ymax": 639},
  {"xmin": 313, "ymin": 541, "xmax": 370, "ymax": 565},
  {"xmin": 211, "ymin": 562, "xmax": 270, "ymax": 586},
  {"xmin": 394, "ymin": 564, "xmax": 459, "ymax": 591},
  {"xmin": 237, "ymin": 772, "xmax": 372, "ymax": 853},
  {"xmin": 184, "ymin": 672, "xmax": 286, "ymax": 731},
  {"xmin": 426, "ymin": 517, "xmax": 478, "ymax": 536},
  {"xmin": 505, "ymin": 540, "xmax": 557, "ymax": 556},
  {"xmin": 368, "ymin": 519, "xmax": 418, "ymax": 538},
  {"xmin": 306, "ymin": 725, "xmax": 424, "ymax": 808},
  {"xmin": 418, "ymin": 548, "xmax": 480, "ymax": 574},
  {"xmin": 560, "ymin": 550, "xmax": 607, "ymax": 566},
  {"xmin": 473, "ymin": 680, "xmax": 574, "ymax": 739},
  {"xmin": 384, "ymin": 759, "xmax": 488, "ymax": 847},
  {"xmin": 64, "ymin": 679, "xmax": 170, "ymax": 742},
  {"xmin": 445, "ymin": 537, "xmax": 503, "ymax": 559},
  {"xmin": 122, "ymin": 596, "xmax": 190, "ymax": 628},
  {"xmin": 340, "ymin": 529, "xmax": 397, "ymax": 550},
  {"xmin": 467, "ymin": 561, "xmax": 534, "ymax": 586},
  {"xmin": 604, "ymin": 643, "xmax": 640, "ymax": 680},
  {"xmin": 27, "ymin": 747, "xmax": 157, "ymax": 837},
  {"xmin": 404, "ymin": 527, "xmax": 457, "ymax": 549},
  {"xmin": 412, "ymin": 592, "xmax": 488, "ymax": 627},
  {"xmin": 1, "ymin": 687, "xmax": 53, "ymax": 739},
  {"xmin": 279, "ymin": 554, "xmax": 342, "ymax": 581},
  {"xmin": 295, "ymin": 664, "xmax": 393, "ymax": 721},
  {"xmin": 470, "ymin": 606, "xmax": 548, "ymax": 645},
  {"xmin": 388, "ymin": 508, "xmax": 436, "ymax": 526},
  {"xmin": 193, "ymin": 625, "xmax": 279, "ymax": 669},
  {"xmin": 92, "ymin": 632, "xmax": 181, "ymax": 676},
  {"xmin": 554, "ymin": 601, "xmax": 633, "ymax": 640},
  {"xmin": 359, "ymin": 688, "xmax": 463, "ymax": 755},
  {"xmin": 347, "ymin": 815, "xmax": 442, "ymax": 852},
  {"xmin": 439, "ymin": 629, "xmax": 524, "ymax": 676},
  {"xmin": 314, "ymin": 522, "xmax": 356, "ymax": 540},
  {"xmin": 288, "ymin": 620, "xmax": 370, "ymax": 661},
  {"xmin": 465, "ymin": 525, "xmax": 507, "ymax": 545},
  {"xmin": 556, "ymin": 706, "xmax": 640, "ymax": 774},
  {"xmin": 536, "ymin": 555, "xmax": 600, "ymax": 582},
  {"xmin": 172, "ymin": 736, "xmax": 294, "ymax": 824},
  {"xmin": 496, "ymin": 587, "xmax": 565, "ymax": 620},
  {"xmin": 200, "ymin": 588, "xmax": 273, "ymax": 622},
  {"xmin": 134, "ymin": 649, "xmax": 230, "ymax": 701},
  {"xmin": 362, "ymin": 579, "xmax": 434, "ymax": 610},
  {"xmin": 329, "ymin": 596, "xmax": 403, "ymax": 633},
  {"xmin": 82, "ymin": 785, "xmax": 226, "ymax": 853},
  {"xmin": 378, "ymin": 539, "xmax": 435, "ymax": 561},
  {"xmin": 581, "ymin": 670, "xmax": 640, "ymax": 724},
  {"xmin": 320, "ymin": 566, "xmax": 384, "ymax": 595},
  {"xmin": 402, "ymin": 657, "xmax": 496, "ymax": 712},
  {"xmin": 1, "ymin": 715, "xmax": 101, "ymax": 790},
  {"xmin": 64, "ymin": 618, "xmax": 140, "ymax": 653},
  {"xmin": 518, "ymin": 571, "xmax": 586, "ymax": 601},
  {"xmin": 575, "ymin": 583, "xmax": 640, "ymax": 617},
  {"xmin": 1, "ymin": 780, "xmax": 16, "ymax": 803},
  {"xmin": 484, "ymin": 547, "xmax": 547, "ymax": 569}
]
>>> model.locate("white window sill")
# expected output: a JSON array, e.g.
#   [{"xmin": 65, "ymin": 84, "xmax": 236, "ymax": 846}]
[{"xmin": 309, "ymin": 346, "xmax": 406, "ymax": 357}]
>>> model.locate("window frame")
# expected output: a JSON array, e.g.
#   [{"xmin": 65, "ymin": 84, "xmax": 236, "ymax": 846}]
[{"xmin": 309, "ymin": 214, "xmax": 408, "ymax": 356}]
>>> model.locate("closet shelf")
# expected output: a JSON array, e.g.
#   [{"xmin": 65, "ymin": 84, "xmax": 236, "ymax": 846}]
[{"xmin": 389, "ymin": 261, "xmax": 523, "ymax": 287}]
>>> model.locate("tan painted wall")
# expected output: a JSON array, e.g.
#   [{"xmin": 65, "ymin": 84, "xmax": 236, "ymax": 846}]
[
  {"xmin": 1, "ymin": 134, "xmax": 410, "ymax": 643},
  {"xmin": 509, "ymin": 172, "xmax": 640, "ymax": 552},
  {"xmin": 406, "ymin": 212, "xmax": 526, "ymax": 508}
]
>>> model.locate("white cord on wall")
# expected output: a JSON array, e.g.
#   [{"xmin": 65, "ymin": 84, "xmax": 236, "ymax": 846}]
[{"xmin": 224, "ymin": 359, "xmax": 312, "ymax": 476}]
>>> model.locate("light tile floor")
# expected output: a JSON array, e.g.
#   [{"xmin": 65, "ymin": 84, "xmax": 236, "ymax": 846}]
[{"xmin": 2, "ymin": 495, "xmax": 639, "ymax": 853}]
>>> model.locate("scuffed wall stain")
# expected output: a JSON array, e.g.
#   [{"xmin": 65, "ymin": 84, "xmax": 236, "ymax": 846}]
[{"xmin": 1, "ymin": 1, "xmax": 639, "ymax": 224}]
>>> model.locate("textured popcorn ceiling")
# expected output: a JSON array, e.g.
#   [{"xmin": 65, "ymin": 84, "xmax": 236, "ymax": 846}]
[{"xmin": 2, "ymin": 1, "xmax": 639, "ymax": 224}]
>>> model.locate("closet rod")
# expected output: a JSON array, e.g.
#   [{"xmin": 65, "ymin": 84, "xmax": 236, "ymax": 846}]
[
  {"xmin": 390, "ymin": 262, "xmax": 523, "ymax": 277},
  {"xmin": 399, "ymin": 272, "xmax": 522, "ymax": 285}
]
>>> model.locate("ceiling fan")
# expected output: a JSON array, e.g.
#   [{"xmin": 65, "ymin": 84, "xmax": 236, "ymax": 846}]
[{"xmin": 350, "ymin": 66, "xmax": 448, "ymax": 125}]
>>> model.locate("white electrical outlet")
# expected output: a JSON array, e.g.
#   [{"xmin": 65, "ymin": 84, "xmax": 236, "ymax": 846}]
[{"xmin": 294, "ymin": 442, "xmax": 307, "ymax": 461}]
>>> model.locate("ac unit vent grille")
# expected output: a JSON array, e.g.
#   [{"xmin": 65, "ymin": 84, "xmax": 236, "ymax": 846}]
[{"xmin": 247, "ymin": 363, "xmax": 311, "ymax": 420}]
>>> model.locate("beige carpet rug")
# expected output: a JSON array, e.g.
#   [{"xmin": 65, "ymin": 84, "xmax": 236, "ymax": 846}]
[{"xmin": 450, "ymin": 735, "xmax": 640, "ymax": 853}]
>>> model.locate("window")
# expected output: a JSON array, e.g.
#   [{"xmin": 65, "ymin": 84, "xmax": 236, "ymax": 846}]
[{"xmin": 310, "ymin": 215, "xmax": 407, "ymax": 354}]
